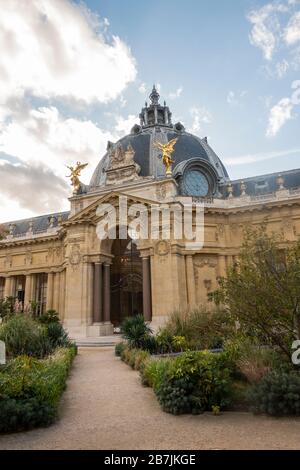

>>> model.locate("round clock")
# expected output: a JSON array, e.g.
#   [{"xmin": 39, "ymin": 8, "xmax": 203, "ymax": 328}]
[{"xmin": 184, "ymin": 169, "xmax": 209, "ymax": 196}]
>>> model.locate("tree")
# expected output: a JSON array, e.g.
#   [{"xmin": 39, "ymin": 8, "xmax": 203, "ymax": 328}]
[{"xmin": 210, "ymin": 226, "xmax": 300, "ymax": 359}]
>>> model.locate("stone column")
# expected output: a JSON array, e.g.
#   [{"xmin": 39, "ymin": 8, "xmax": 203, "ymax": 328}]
[
  {"xmin": 186, "ymin": 255, "xmax": 196, "ymax": 308},
  {"xmin": 93, "ymin": 262, "xmax": 103, "ymax": 323},
  {"xmin": 59, "ymin": 270, "xmax": 66, "ymax": 321},
  {"xmin": 46, "ymin": 272, "xmax": 54, "ymax": 311},
  {"xmin": 142, "ymin": 257, "xmax": 152, "ymax": 321},
  {"xmin": 52, "ymin": 272, "xmax": 60, "ymax": 313},
  {"xmin": 218, "ymin": 255, "xmax": 227, "ymax": 278},
  {"xmin": 24, "ymin": 274, "xmax": 33, "ymax": 306},
  {"xmin": 103, "ymin": 263, "xmax": 111, "ymax": 323},
  {"xmin": 4, "ymin": 277, "xmax": 13, "ymax": 298},
  {"xmin": 30, "ymin": 274, "xmax": 36, "ymax": 303}
]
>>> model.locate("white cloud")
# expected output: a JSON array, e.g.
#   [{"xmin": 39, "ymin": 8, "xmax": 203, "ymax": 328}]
[
  {"xmin": 0, "ymin": 0, "xmax": 139, "ymax": 219},
  {"xmin": 266, "ymin": 97, "xmax": 294, "ymax": 137},
  {"xmin": 284, "ymin": 11, "xmax": 300, "ymax": 44},
  {"xmin": 114, "ymin": 114, "xmax": 138, "ymax": 135},
  {"xmin": 138, "ymin": 83, "xmax": 147, "ymax": 94},
  {"xmin": 225, "ymin": 147, "xmax": 300, "ymax": 165},
  {"xmin": 168, "ymin": 87, "xmax": 183, "ymax": 100},
  {"xmin": 189, "ymin": 107, "xmax": 212, "ymax": 135},
  {"xmin": 276, "ymin": 59, "xmax": 290, "ymax": 77},
  {"xmin": 227, "ymin": 90, "xmax": 247, "ymax": 106},
  {"xmin": 0, "ymin": 106, "xmax": 116, "ymax": 182},
  {"xmin": 247, "ymin": 3, "xmax": 287, "ymax": 60},
  {"xmin": 0, "ymin": 0, "xmax": 137, "ymax": 110}
]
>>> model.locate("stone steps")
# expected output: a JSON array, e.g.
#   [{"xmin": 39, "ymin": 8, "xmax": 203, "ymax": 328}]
[{"xmin": 74, "ymin": 335, "xmax": 122, "ymax": 348}]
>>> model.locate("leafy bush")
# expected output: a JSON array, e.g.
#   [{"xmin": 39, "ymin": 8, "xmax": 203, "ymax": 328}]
[
  {"xmin": 155, "ymin": 329, "xmax": 174, "ymax": 354},
  {"xmin": 37, "ymin": 310, "xmax": 60, "ymax": 325},
  {"xmin": 210, "ymin": 227, "xmax": 300, "ymax": 359},
  {"xmin": 115, "ymin": 342, "xmax": 127, "ymax": 357},
  {"xmin": 0, "ymin": 297, "xmax": 15, "ymax": 320},
  {"xmin": 0, "ymin": 397, "xmax": 56, "ymax": 432},
  {"xmin": 223, "ymin": 336, "xmax": 284, "ymax": 384},
  {"xmin": 163, "ymin": 307, "xmax": 234, "ymax": 351},
  {"xmin": 140, "ymin": 357, "xmax": 172, "ymax": 389},
  {"xmin": 0, "ymin": 347, "xmax": 76, "ymax": 432},
  {"xmin": 120, "ymin": 315, "xmax": 153, "ymax": 350},
  {"xmin": 248, "ymin": 370, "xmax": 300, "ymax": 416},
  {"xmin": 155, "ymin": 351, "xmax": 234, "ymax": 415},
  {"xmin": 0, "ymin": 312, "xmax": 73, "ymax": 358},
  {"xmin": 120, "ymin": 346, "xmax": 150, "ymax": 371},
  {"xmin": 45, "ymin": 321, "xmax": 72, "ymax": 349},
  {"xmin": 0, "ymin": 315, "xmax": 51, "ymax": 358}
]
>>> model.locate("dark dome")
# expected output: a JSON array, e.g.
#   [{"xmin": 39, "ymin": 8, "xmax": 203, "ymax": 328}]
[{"xmin": 89, "ymin": 87, "xmax": 229, "ymax": 188}]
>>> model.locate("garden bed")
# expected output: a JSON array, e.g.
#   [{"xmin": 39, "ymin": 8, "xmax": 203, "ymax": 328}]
[
  {"xmin": 0, "ymin": 307, "xmax": 77, "ymax": 433},
  {"xmin": 0, "ymin": 346, "xmax": 76, "ymax": 433}
]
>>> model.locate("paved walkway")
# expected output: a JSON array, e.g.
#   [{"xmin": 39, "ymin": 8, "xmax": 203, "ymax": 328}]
[{"xmin": 0, "ymin": 347, "xmax": 300, "ymax": 450}]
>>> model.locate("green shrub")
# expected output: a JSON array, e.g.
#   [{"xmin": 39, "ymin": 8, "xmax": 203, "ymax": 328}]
[
  {"xmin": 140, "ymin": 357, "xmax": 173, "ymax": 389},
  {"xmin": 164, "ymin": 307, "xmax": 234, "ymax": 350},
  {"xmin": 223, "ymin": 336, "xmax": 288, "ymax": 383},
  {"xmin": 248, "ymin": 370, "xmax": 300, "ymax": 416},
  {"xmin": 134, "ymin": 350, "xmax": 150, "ymax": 371},
  {"xmin": 45, "ymin": 321, "xmax": 72, "ymax": 349},
  {"xmin": 0, "ymin": 315, "xmax": 51, "ymax": 358},
  {"xmin": 0, "ymin": 397, "xmax": 56, "ymax": 432},
  {"xmin": 120, "ymin": 315, "xmax": 154, "ymax": 350},
  {"xmin": 37, "ymin": 310, "xmax": 60, "ymax": 325},
  {"xmin": 155, "ymin": 329, "xmax": 174, "ymax": 354},
  {"xmin": 0, "ymin": 347, "xmax": 76, "ymax": 432},
  {"xmin": 0, "ymin": 297, "xmax": 15, "ymax": 320},
  {"xmin": 115, "ymin": 342, "xmax": 126, "ymax": 357},
  {"xmin": 155, "ymin": 351, "xmax": 234, "ymax": 415}
]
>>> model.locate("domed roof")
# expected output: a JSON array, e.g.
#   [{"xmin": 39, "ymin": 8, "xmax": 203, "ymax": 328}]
[{"xmin": 89, "ymin": 87, "xmax": 229, "ymax": 188}]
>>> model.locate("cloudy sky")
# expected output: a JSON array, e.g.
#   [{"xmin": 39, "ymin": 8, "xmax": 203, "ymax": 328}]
[{"xmin": 0, "ymin": 0, "xmax": 300, "ymax": 222}]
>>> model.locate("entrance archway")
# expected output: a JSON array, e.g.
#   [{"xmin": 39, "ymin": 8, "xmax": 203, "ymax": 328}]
[{"xmin": 110, "ymin": 237, "xmax": 143, "ymax": 326}]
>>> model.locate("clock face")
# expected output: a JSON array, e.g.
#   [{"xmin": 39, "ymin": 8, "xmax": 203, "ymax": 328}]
[{"xmin": 184, "ymin": 169, "xmax": 209, "ymax": 196}]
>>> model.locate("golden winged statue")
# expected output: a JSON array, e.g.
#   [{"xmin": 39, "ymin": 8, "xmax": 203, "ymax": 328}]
[
  {"xmin": 154, "ymin": 138, "xmax": 178, "ymax": 175},
  {"xmin": 66, "ymin": 161, "xmax": 88, "ymax": 194}
]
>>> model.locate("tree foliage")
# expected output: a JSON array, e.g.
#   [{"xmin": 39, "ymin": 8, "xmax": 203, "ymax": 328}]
[{"xmin": 210, "ymin": 226, "xmax": 300, "ymax": 359}]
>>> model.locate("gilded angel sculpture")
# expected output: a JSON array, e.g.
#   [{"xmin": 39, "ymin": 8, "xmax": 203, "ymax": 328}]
[
  {"xmin": 66, "ymin": 162, "xmax": 88, "ymax": 194},
  {"xmin": 154, "ymin": 138, "xmax": 178, "ymax": 175}
]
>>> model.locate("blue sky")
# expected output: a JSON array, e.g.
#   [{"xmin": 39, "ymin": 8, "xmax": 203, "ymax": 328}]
[
  {"xmin": 85, "ymin": 0, "xmax": 300, "ymax": 179},
  {"xmin": 0, "ymin": 0, "xmax": 300, "ymax": 221}
]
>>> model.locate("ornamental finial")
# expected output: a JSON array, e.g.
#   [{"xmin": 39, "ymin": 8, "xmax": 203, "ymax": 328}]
[{"xmin": 149, "ymin": 85, "xmax": 160, "ymax": 106}]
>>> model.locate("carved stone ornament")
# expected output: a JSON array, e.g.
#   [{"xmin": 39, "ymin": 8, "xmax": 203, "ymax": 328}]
[
  {"xmin": 106, "ymin": 143, "xmax": 141, "ymax": 184},
  {"xmin": 194, "ymin": 256, "xmax": 217, "ymax": 268},
  {"xmin": 25, "ymin": 250, "xmax": 33, "ymax": 266},
  {"xmin": 155, "ymin": 240, "xmax": 170, "ymax": 256},
  {"xmin": 4, "ymin": 255, "xmax": 12, "ymax": 268},
  {"xmin": 156, "ymin": 183, "xmax": 167, "ymax": 201},
  {"xmin": 69, "ymin": 244, "xmax": 82, "ymax": 269}
]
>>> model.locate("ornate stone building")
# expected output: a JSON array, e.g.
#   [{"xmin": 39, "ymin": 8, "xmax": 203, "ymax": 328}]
[{"xmin": 1, "ymin": 86, "xmax": 300, "ymax": 338}]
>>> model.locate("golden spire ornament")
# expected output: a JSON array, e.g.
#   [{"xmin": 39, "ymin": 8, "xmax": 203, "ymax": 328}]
[
  {"xmin": 66, "ymin": 161, "xmax": 88, "ymax": 194},
  {"xmin": 154, "ymin": 138, "xmax": 178, "ymax": 176}
]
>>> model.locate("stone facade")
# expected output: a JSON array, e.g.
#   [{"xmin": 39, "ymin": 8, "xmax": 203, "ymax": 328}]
[{"xmin": 1, "ymin": 88, "xmax": 300, "ymax": 339}]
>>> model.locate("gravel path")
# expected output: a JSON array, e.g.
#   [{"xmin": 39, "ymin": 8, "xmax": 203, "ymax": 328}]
[{"xmin": 0, "ymin": 347, "xmax": 300, "ymax": 450}]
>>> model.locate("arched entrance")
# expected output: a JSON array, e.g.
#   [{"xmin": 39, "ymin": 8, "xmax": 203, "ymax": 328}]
[{"xmin": 110, "ymin": 237, "xmax": 143, "ymax": 326}]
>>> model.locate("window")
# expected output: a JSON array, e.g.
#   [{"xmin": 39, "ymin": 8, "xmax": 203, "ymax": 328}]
[
  {"xmin": 35, "ymin": 273, "xmax": 48, "ymax": 316},
  {"xmin": 173, "ymin": 158, "xmax": 218, "ymax": 197},
  {"xmin": 14, "ymin": 275, "xmax": 25, "ymax": 304},
  {"xmin": 184, "ymin": 169, "xmax": 209, "ymax": 197}
]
